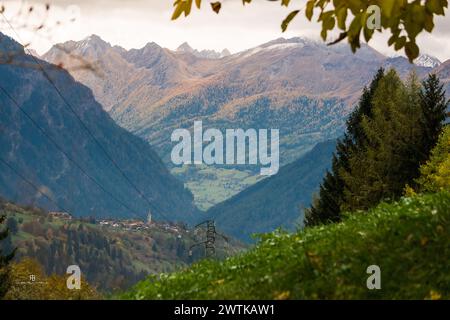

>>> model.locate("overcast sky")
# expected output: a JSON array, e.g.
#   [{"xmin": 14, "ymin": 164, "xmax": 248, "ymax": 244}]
[{"xmin": 1, "ymin": 0, "xmax": 450, "ymax": 61}]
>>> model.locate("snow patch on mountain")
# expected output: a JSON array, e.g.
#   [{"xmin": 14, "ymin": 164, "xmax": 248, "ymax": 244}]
[
  {"xmin": 176, "ymin": 42, "xmax": 230, "ymax": 59},
  {"xmin": 415, "ymin": 54, "xmax": 441, "ymax": 68},
  {"xmin": 239, "ymin": 42, "xmax": 304, "ymax": 58}
]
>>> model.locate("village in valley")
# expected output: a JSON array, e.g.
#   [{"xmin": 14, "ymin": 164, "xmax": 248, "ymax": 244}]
[{"xmin": 47, "ymin": 210, "xmax": 187, "ymax": 237}]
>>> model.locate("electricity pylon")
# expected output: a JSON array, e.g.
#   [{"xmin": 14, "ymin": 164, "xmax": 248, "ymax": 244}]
[{"xmin": 188, "ymin": 220, "xmax": 228, "ymax": 258}]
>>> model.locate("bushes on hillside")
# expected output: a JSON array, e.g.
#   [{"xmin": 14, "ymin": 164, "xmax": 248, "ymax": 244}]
[
  {"xmin": 123, "ymin": 191, "xmax": 450, "ymax": 300},
  {"xmin": 417, "ymin": 127, "xmax": 450, "ymax": 192},
  {"xmin": 3, "ymin": 258, "xmax": 101, "ymax": 300}
]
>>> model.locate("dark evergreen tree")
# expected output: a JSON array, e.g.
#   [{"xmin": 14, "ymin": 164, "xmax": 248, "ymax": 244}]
[
  {"xmin": 0, "ymin": 215, "xmax": 16, "ymax": 299},
  {"xmin": 342, "ymin": 70, "xmax": 425, "ymax": 211},
  {"xmin": 305, "ymin": 68, "xmax": 384, "ymax": 226},
  {"xmin": 305, "ymin": 137, "xmax": 351, "ymax": 225},
  {"xmin": 6, "ymin": 217, "xmax": 18, "ymax": 235},
  {"xmin": 419, "ymin": 74, "xmax": 449, "ymax": 163}
]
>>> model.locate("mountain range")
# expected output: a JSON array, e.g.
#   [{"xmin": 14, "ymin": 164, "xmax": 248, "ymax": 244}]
[
  {"xmin": 3, "ymin": 32, "xmax": 450, "ymax": 240},
  {"xmin": 176, "ymin": 42, "xmax": 231, "ymax": 59},
  {"xmin": 0, "ymin": 33, "xmax": 199, "ymax": 223},
  {"xmin": 40, "ymin": 36, "xmax": 391, "ymax": 166},
  {"xmin": 42, "ymin": 35, "xmax": 449, "ymax": 210}
]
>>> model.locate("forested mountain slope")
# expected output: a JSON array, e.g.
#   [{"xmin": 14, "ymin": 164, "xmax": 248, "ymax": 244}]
[
  {"xmin": 0, "ymin": 33, "xmax": 199, "ymax": 222},
  {"xmin": 207, "ymin": 140, "xmax": 337, "ymax": 242}
]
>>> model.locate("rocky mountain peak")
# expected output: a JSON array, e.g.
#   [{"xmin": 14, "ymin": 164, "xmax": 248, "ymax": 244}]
[
  {"xmin": 43, "ymin": 34, "xmax": 112, "ymax": 60},
  {"xmin": 79, "ymin": 34, "xmax": 111, "ymax": 52},
  {"xmin": 177, "ymin": 42, "xmax": 195, "ymax": 53},
  {"xmin": 415, "ymin": 54, "xmax": 441, "ymax": 68},
  {"xmin": 176, "ymin": 41, "xmax": 230, "ymax": 59},
  {"xmin": 140, "ymin": 41, "xmax": 162, "ymax": 53},
  {"xmin": 221, "ymin": 48, "xmax": 231, "ymax": 57}
]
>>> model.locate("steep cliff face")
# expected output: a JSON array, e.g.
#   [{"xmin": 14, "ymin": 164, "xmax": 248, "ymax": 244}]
[{"xmin": 0, "ymin": 33, "xmax": 200, "ymax": 223}]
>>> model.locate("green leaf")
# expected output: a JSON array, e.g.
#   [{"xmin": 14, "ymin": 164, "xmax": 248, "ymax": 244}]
[
  {"xmin": 363, "ymin": 27, "xmax": 374, "ymax": 43},
  {"xmin": 211, "ymin": 2, "xmax": 221, "ymax": 14},
  {"xmin": 321, "ymin": 29, "xmax": 328, "ymax": 41},
  {"xmin": 305, "ymin": 0, "xmax": 315, "ymax": 21},
  {"xmin": 185, "ymin": 0, "xmax": 193, "ymax": 16},
  {"xmin": 323, "ymin": 16, "xmax": 335, "ymax": 31},
  {"xmin": 426, "ymin": 0, "xmax": 445, "ymax": 14},
  {"xmin": 172, "ymin": 2, "xmax": 186, "ymax": 20},
  {"xmin": 347, "ymin": 17, "xmax": 362, "ymax": 52},
  {"xmin": 405, "ymin": 41, "xmax": 420, "ymax": 62},
  {"xmin": 394, "ymin": 36, "xmax": 406, "ymax": 50},
  {"xmin": 388, "ymin": 34, "xmax": 398, "ymax": 46},
  {"xmin": 380, "ymin": 0, "xmax": 395, "ymax": 18},
  {"xmin": 336, "ymin": 7, "xmax": 348, "ymax": 30},
  {"xmin": 424, "ymin": 13, "xmax": 435, "ymax": 32},
  {"xmin": 281, "ymin": 10, "xmax": 300, "ymax": 32}
]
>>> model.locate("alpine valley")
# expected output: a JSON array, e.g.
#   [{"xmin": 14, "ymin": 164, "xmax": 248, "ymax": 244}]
[{"xmin": 43, "ymin": 35, "xmax": 449, "ymax": 213}]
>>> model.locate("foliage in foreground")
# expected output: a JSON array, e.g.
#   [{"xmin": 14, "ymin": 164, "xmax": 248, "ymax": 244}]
[
  {"xmin": 0, "ymin": 200, "xmax": 242, "ymax": 294},
  {"xmin": 4, "ymin": 258, "xmax": 101, "ymax": 300},
  {"xmin": 123, "ymin": 191, "xmax": 450, "ymax": 300},
  {"xmin": 0, "ymin": 214, "xmax": 15, "ymax": 299},
  {"xmin": 418, "ymin": 126, "xmax": 450, "ymax": 193}
]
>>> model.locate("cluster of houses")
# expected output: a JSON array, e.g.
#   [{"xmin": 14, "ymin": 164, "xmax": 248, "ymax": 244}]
[
  {"xmin": 46, "ymin": 210, "xmax": 185, "ymax": 235},
  {"xmin": 98, "ymin": 219, "xmax": 151, "ymax": 231},
  {"xmin": 99, "ymin": 213, "xmax": 185, "ymax": 234},
  {"xmin": 48, "ymin": 211, "xmax": 73, "ymax": 220}
]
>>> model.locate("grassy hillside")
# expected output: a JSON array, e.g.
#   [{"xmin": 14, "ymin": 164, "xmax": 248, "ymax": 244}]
[
  {"xmin": 123, "ymin": 191, "xmax": 450, "ymax": 299},
  {"xmin": 171, "ymin": 165, "xmax": 265, "ymax": 211}
]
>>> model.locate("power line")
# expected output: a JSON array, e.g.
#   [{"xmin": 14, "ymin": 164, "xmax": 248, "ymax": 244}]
[
  {"xmin": 0, "ymin": 52, "xmax": 225, "ymax": 256},
  {"xmin": 1, "ymin": 13, "xmax": 168, "ymax": 221},
  {"xmin": 188, "ymin": 220, "xmax": 229, "ymax": 258},
  {"xmin": 1, "ymin": 14, "xmax": 160, "ymax": 216},
  {"xmin": 0, "ymin": 156, "xmax": 72, "ymax": 215},
  {"xmin": 1, "ymin": 152, "xmax": 212, "ymax": 261},
  {"xmin": 0, "ymin": 85, "xmax": 143, "ymax": 218},
  {"xmin": 0, "ymin": 154, "xmax": 211, "ymax": 260}
]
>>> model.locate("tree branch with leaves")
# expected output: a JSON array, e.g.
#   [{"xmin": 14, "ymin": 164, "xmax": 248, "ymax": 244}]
[{"xmin": 171, "ymin": 0, "xmax": 448, "ymax": 62}]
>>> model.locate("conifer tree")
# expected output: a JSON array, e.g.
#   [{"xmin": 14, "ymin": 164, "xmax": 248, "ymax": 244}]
[
  {"xmin": 0, "ymin": 214, "xmax": 15, "ymax": 299},
  {"xmin": 341, "ymin": 70, "xmax": 424, "ymax": 211},
  {"xmin": 419, "ymin": 74, "xmax": 449, "ymax": 162},
  {"xmin": 305, "ymin": 68, "xmax": 384, "ymax": 226}
]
